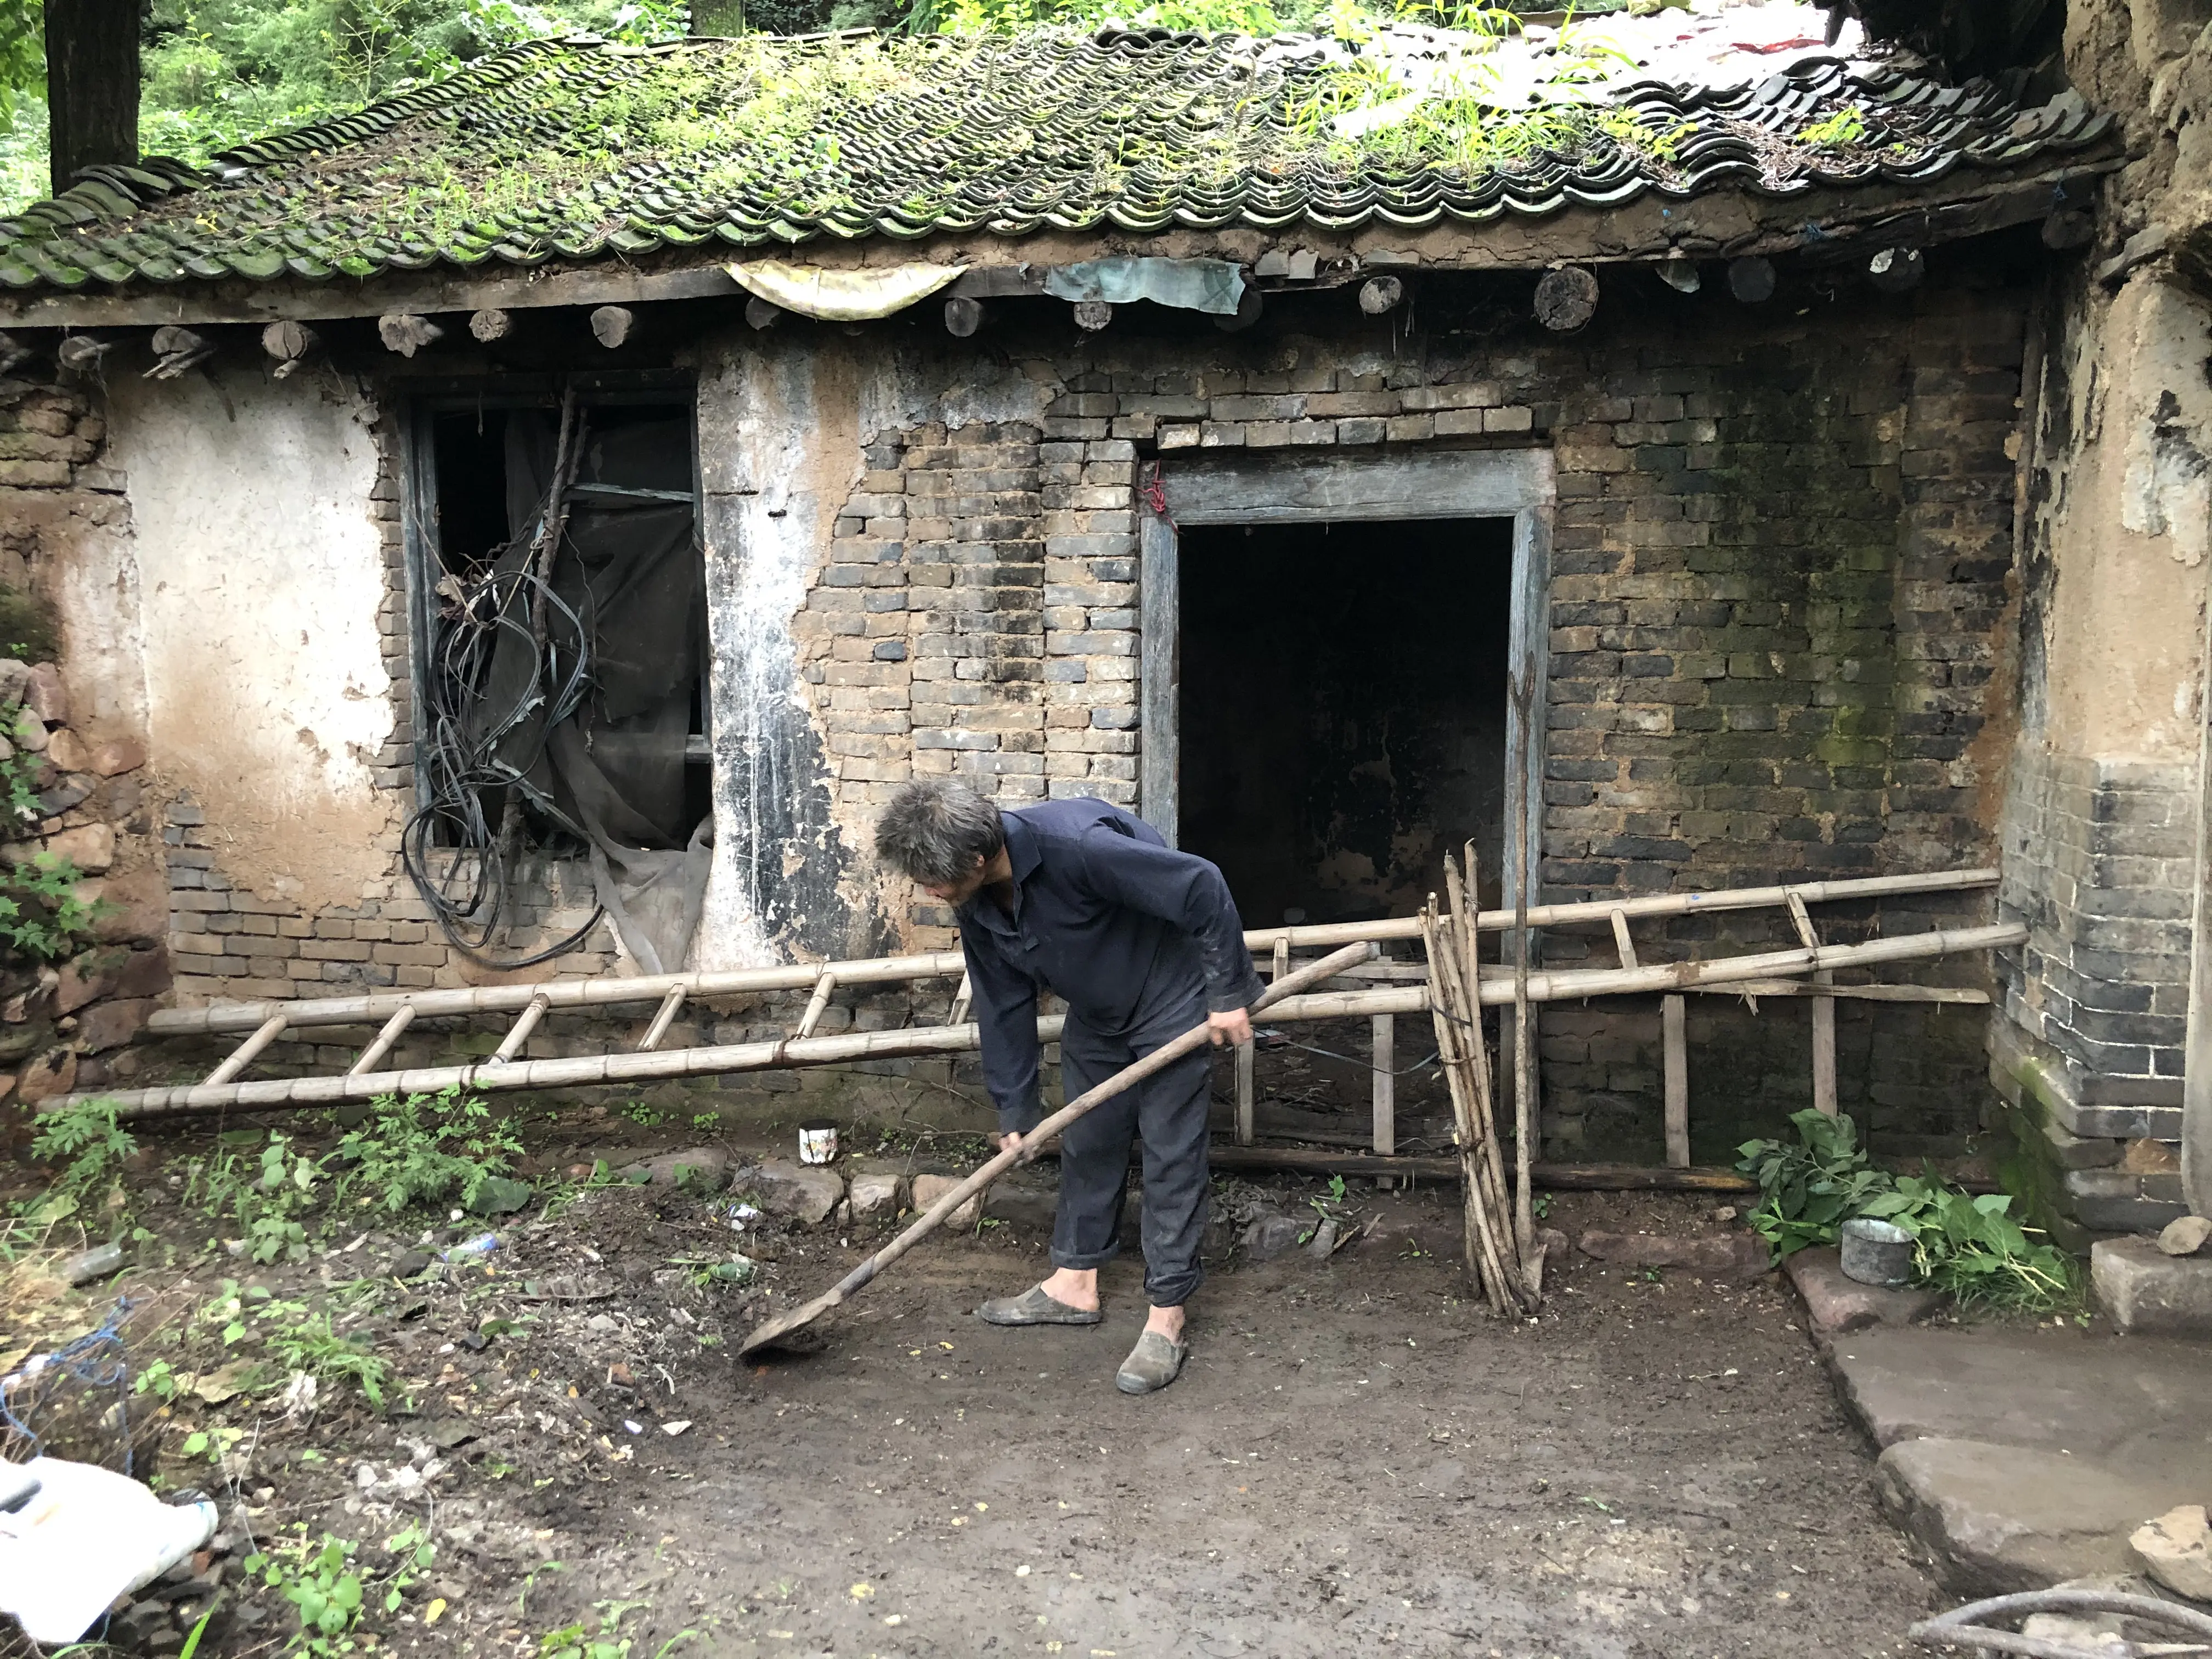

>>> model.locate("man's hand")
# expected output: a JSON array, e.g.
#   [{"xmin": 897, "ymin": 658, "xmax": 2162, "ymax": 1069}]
[
  {"xmin": 1208, "ymin": 1006, "xmax": 1254, "ymax": 1048},
  {"xmin": 998, "ymin": 1130, "xmax": 1038, "ymax": 1165}
]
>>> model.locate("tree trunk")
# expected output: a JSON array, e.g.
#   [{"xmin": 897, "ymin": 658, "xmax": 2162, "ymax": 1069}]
[{"xmin": 45, "ymin": 0, "xmax": 139, "ymax": 198}]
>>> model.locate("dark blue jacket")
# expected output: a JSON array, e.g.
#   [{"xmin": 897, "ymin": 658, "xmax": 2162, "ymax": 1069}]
[{"xmin": 957, "ymin": 798, "xmax": 1262, "ymax": 1135}]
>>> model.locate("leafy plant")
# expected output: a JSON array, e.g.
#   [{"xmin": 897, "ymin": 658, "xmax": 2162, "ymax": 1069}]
[
  {"xmin": 1799, "ymin": 104, "xmax": 1869, "ymax": 148},
  {"xmin": 199, "ymin": 1280, "xmax": 393, "ymax": 1407},
  {"xmin": 331, "ymin": 1085, "xmax": 522, "ymax": 1215},
  {"xmin": 26, "ymin": 1097, "xmax": 136, "ymax": 1214},
  {"xmin": 1736, "ymin": 1109, "xmax": 1893, "ymax": 1261},
  {"xmin": 1859, "ymin": 1176, "xmax": 2078, "ymax": 1311},
  {"xmin": 0, "ymin": 833, "xmax": 99, "ymax": 963},
  {"xmin": 244, "ymin": 1527, "xmax": 431, "ymax": 1656}
]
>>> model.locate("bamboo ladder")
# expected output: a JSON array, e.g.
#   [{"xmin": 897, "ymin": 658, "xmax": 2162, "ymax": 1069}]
[{"xmin": 58, "ymin": 870, "xmax": 2019, "ymax": 1127}]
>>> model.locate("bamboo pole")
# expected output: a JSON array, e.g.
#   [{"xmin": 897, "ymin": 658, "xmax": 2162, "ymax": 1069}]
[
  {"xmin": 1421, "ymin": 904, "xmax": 1514, "ymax": 1313},
  {"xmin": 146, "ymin": 867, "xmax": 2002, "ymax": 1037},
  {"xmin": 1662, "ymin": 995, "xmax": 1690, "ymax": 1169},
  {"xmin": 1510, "ymin": 676, "xmax": 1536, "ymax": 1260},
  {"xmin": 1454, "ymin": 844, "xmax": 1521, "ymax": 1289},
  {"xmin": 58, "ymin": 924, "xmax": 2024, "ymax": 1120},
  {"xmin": 794, "ymin": 972, "xmax": 838, "ymax": 1041},
  {"xmin": 347, "ymin": 1005, "xmax": 416, "ymax": 1077},
  {"xmin": 1208, "ymin": 1148, "xmax": 1759, "ymax": 1190},
  {"xmin": 1234, "ymin": 1039, "xmax": 1256, "ymax": 1147},
  {"xmin": 1370, "ymin": 1012, "xmax": 1394, "ymax": 1160},
  {"xmin": 204, "ymin": 1013, "xmax": 289, "ymax": 1087},
  {"xmin": 736, "ymin": 942, "xmax": 1378, "ymax": 1357},
  {"xmin": 638, "ymin": 987, "xmax": 686, "ymax": 1053},
  {"xmin": 489, "ymin": 994, "xmax": 550, "ymax": 1064}
]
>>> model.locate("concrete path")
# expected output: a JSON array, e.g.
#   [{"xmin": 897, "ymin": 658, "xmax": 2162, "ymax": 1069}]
[{"xmin": 1824, "ymin": 1325, "xmax": 2212, "ymax": 1593}]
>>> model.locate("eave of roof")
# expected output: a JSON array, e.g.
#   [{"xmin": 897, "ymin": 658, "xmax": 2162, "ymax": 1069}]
[{"xmin": 0, "ymin": 15, "xmax": 2117, "ymax": 329}]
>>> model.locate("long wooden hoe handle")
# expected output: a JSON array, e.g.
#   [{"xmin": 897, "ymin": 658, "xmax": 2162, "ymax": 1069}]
[{"xmin": 736, "ymin": 940, "xmax": 1376, "ymax": 1356}]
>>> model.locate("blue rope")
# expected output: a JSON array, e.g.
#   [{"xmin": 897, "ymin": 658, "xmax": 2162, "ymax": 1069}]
[{"xmin": 0, "ymin": 1295, "xmax": 136, "ymax": 1475}]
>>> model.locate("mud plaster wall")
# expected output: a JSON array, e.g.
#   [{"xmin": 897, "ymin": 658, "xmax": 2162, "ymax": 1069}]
[
  {"xmin": 1984, "ymin": 0, "xmax": 2212, "ymax": 1238},
  {"xmin": 122, "ymin": 273, "xmax": 2025, "ymax": 1158},
  {"xmin": 108, "ymin": 371, "xmax": 398, "ymax": 918}
]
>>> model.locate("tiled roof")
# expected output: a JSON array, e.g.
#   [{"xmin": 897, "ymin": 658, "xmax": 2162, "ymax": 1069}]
[{"xmin": 0, "ymin": 24, "xmax": 2113, "ymax": 293}]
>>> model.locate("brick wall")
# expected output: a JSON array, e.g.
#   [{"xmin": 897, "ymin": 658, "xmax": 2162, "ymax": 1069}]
[{"xmin": 136, "ymin": 273, "xmax": 2025, "ymax": 1155}]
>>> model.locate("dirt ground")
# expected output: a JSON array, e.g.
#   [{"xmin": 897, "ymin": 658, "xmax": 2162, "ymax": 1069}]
[{"xmin": 2, "ymin": 1122, "xmax": 1948, "ymax": 1659}]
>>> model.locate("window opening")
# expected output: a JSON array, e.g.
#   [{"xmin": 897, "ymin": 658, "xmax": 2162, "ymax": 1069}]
[{"xmin": 405, "ymin": 385, "xmax": 712, "ymax": 973}]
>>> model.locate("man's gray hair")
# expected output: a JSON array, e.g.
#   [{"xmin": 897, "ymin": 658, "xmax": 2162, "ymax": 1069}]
[{"xmin": 874, "ymin": 778, "xmax": 1005, "ymax": 885}]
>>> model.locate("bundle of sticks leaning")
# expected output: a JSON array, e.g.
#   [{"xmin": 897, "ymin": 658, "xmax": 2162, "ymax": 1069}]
[
  {"xmin": 738, "ymin": 939, "xmax": 1378, "ymax": 1357},
  {"xmin": 1421, "ymin": 844, "xmax": 1539, "ymax": 1316}
]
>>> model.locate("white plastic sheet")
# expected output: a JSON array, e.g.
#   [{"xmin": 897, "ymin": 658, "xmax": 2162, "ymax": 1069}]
[{"xmin": 0, "ymin": 1456, "xmax": 219, "ymax": 1643}]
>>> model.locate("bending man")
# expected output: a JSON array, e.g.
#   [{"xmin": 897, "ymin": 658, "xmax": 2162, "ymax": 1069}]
[{"xmin": 875, "ymin": 780, "xmax": 1261, "ymax": 1395}]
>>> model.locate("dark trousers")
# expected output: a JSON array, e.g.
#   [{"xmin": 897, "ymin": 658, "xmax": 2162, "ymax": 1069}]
[{"xmin": 1051, "ymin": 990, "xmax": 1211, "ymax": 1307}]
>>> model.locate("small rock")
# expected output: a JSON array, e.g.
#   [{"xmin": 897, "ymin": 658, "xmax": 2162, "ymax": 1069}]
[
  {"xmin": 1578, "ymin": 1229, "xmax": 1770, "ymax": 1277},
  {"xmin": 741, "ymin": 1159, "xmax": 846, "ymax": 1224},
  {"xmin": 9, "ymin": 705, "xmax": 44, "ymax": 753},
  {"xmin": 88, "ymin": 736, "xmax": 146, "ymax": 777},
  {"xmin": 466, "ymin": 1176, "xmax": 533, "ymax": 1217},
  {"xmin": 15, "ymin": 1045, "xmax": 76, "ymax": 1102},
  {"xmin": 76, "ymin": 996, "xmax": 153, "ymax": 1053},
  {"xmin": 617, "ymin": 1146, "xmax": 732, "ymax": 1192},
  {"xmin": 2157, "ymin": 1215, "xmax": 2211, "ymax": 1257},
  {"xmin": 847, "ymin": 1167, "xmax": 906, "ymax": 1218},
  {"xmin": 2130, "ymin": 1505, "xmax": 2212, "ymax": 1603},
  {"xmin": 111, "ymin": 946, "xmax": 169, "ymax": 1002},
  {"xmin": 23, "ymin": 662, "xmax": 66, "ymax": 725},
  {"xmin": 107, "ymin": 1601, "xmax": 170, "ymax": 1649},
  {"xmin": 2093, "ymin": 1237, "xmax": 2212, "ymax": 1335},
  {"xmin": 1305, "ymin": 1218, "xmax": 1340, "ymax": 1260},
  {"xmin": 911, "ymin": 1172, "xmax": 980, "ymax": 1231},
  {"xmin": 982, "ymin": 1175, "xmax": 1057, "ymax": 1231},
  {"xmin": 54, "ymin": 956, "xmax": 114, "ymax": 1014},
  {"xmin": 43, "ymin": 727, "xmax": 88, "ymax": 772},
  {"xmin": 37, "ymin": 821, "xmax": 113, "ymax": 874},
  {"xmin": 457, "ymin": 1330, "xmax": 489, "ymax": 1353},
  {"xmin": 1242, "ymin": 1211, "xmax": 1305, "ymax": 1262},
  {"xmin": 391, "ymin": 1250, "xmax": 434, "ymax": 1280},
  {"xmin": 1784, "ymin": 1246, "xmax": 1943, "ymax": 1335}
]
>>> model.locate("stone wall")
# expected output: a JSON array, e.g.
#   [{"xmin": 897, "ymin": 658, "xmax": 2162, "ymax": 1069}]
[{"xmin": 0, "ymin": 366, "xmax": 171, "ymax": 1109}]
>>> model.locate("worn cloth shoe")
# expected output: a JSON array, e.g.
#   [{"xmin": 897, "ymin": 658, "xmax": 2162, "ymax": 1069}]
[
  {"xmin": 1114, "ymin": 1330, "xmax": 1188, "ymax": 1395},
  {"xmin": 978, "ymin": 1284, "xmax": 1104, "ymax": 1327}
]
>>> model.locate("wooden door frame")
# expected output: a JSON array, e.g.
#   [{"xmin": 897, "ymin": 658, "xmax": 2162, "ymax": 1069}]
[{"xmin": 1138, "ymin": 447, "xmax": 1555, "ymax": 909}]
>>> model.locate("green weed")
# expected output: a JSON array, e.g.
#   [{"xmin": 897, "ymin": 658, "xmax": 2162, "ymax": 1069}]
[
  {"xmin": 330, "ymin": 1085, "xmax": 522, "ymax": 1215},
  {"xmin": 25, "ymin": 1097, "xmax": 136, "ymax": 1216}
]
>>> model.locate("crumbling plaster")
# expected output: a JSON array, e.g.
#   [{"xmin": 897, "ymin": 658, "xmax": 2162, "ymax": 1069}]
[
  {"xmin": 106, "ymin": 369, "xmax": 397, "ymax": 915},
  {"xmin": 689, "ymin": 329, "xmax": 1055, "ymax": 969},
  {"xmin": 2035, "ymin": 279, "xmax": 2212, "ymax": 764}
]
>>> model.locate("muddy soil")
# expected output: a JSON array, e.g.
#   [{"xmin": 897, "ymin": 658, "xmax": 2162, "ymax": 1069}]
[{"xmin": 3, "ymin": 1129, "xmax": 1944, "ymax": 1659}]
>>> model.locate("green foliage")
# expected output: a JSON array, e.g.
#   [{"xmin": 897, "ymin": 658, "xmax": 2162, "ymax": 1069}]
[
  {"xmin": 137, "ymin": 0, "xmax": 689, "ymax": 170},
  {"xmin": 1859, "ymin": 1176, "xmax": 2079, "ymax": 1311},
  {"xmin": 1736, "ymin": 1109, "xmax": 1892, "ymax": 1261},
  {"xmin": 187, "ymin": 1133, "xmax": 320, "ymax": 1262},
  {"xmin": 247, "ymin": 1534, "xmax": 368, "ymax": 1655},
  {"xmin": 200, "ymin": 1279, "xmax": 393, "ymax": 1406},
  {"xmin": 1799, "ymin": 103, "xmax": 1867, "ymax": 148},
  {"xmin": 26, "ymin": 1097, "xmax": 136, "ymax": 1214},
  {"xmin": 331, "ymin": 1085, "xmax": 522, "ymax": 1214},
  {"xmin": 1739, "ymin": 1111, "xmax": 2079, "ymax": 1314},
  {"xmin": 0, "ymin": 0, "xmax": 40, "ymax": 133},
  {"xmin": 537, "ymin": 1601, "xmax": 662, "ymax": 1659}
]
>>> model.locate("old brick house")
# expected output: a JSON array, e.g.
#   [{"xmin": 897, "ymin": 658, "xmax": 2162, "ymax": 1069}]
[{"xmin": 0, "ymin": 2, "xmax": 2200, "ymax": 1238}]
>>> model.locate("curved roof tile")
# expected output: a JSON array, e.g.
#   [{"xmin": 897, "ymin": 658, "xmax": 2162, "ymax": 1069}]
[{"xmin": 0, "ymin": 28, "xmax": 2114, "ymax": 293}]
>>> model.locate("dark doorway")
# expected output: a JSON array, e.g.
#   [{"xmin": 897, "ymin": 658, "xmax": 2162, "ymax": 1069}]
[{"xmin": 1177, "ymin": 517, "xmax": 1515, "ymax": 929}]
